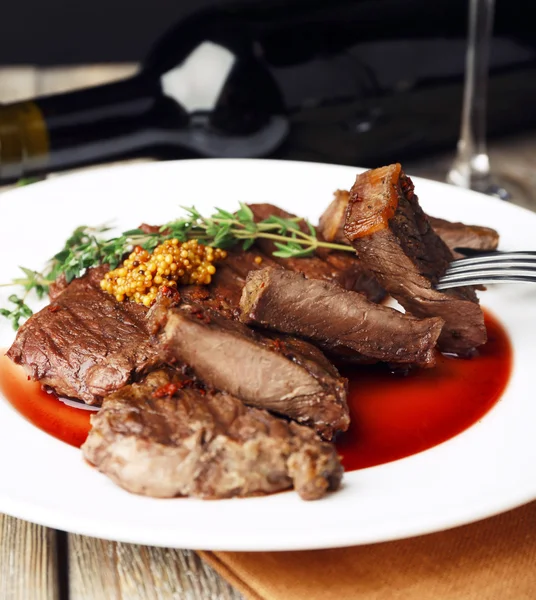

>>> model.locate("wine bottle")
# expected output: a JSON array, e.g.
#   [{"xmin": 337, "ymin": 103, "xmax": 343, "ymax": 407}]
[{"xmin": 1, "ymin": 0, "xmax": 535, "ymax": 183}]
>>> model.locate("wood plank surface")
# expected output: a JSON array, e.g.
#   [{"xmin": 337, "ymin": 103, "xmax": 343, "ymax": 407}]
[
  {"xmin": 68, "ymin": 536, "xmax": 242, "ymax": 600},
  {"xmin": 0, "ymin": 514, "xmax": 59, "ymax": 600}
]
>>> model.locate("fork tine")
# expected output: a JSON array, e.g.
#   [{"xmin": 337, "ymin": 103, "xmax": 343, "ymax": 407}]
[
  {"xmin": 441, "ymin": 268, "xmax": 536, "ymax": 282},
  {"xmin": 437, "ymin": 250, "xmax": 536, "ymax": 289},
  {"xmin": 436, "ymin": 273, "xmax": 536, "ymax": 290},
  {"xmin": 450, "ymin": 251, "xmax": 536, "ymax": 267},
  {"xmin": 446, "ymin": 260, "xmax": 536, "ymax": 274}
]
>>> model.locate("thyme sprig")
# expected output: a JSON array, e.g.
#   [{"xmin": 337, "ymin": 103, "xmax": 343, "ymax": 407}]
[
  {"xmin": 165, "ymin": 203, "xmax": 350, "ymax": 257},
  {"xmin": 0, "ymin": 203, "xmax": 352, "ymax": 329},
  {"xmin": 0, "ymin": 295, "xmax": 34, "ymax": 330}
]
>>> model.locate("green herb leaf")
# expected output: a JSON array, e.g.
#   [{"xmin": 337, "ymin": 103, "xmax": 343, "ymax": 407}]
[
  {"xmin": 122, "ymin": 228, "xmax": 145, "ymax": 236},
  {"xmin": 16, "ymin": 176, "xmax": 41, "ymax": 187},
  {"xmin": 236, "ymin": 202, "xmax": 254, "ymax": 223},
  {"xmin": 1, "ymin": 202, "xmax": 354, "ymax": 330},
  {"xmin": 0, "ymin": 295, "xmax": 34, "ymax": 329},
  {"xmin": 305, "ymin": 219, "xmax": 316, "ymax": 237},
  {"xmin": 213, "ymin": 208, "xmax": 235, "ymax": 220}
]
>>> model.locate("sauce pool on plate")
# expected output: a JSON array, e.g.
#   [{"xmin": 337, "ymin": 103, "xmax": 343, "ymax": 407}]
[
  {"xmin": 0, "ymin": 310, "xmax": 512, "ymax": 470},
  {"xmin": 337, "ymin": 310, "xmax": 512, "ymax": 470},
  {"xmin": 0, "ymin": 356, "xmax": 92, "ymax": 448}
]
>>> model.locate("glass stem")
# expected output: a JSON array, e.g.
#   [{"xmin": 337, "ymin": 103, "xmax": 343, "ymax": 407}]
[{"xmin": 448, "ymin": 0, "xmax": 495, "ymax": 192}]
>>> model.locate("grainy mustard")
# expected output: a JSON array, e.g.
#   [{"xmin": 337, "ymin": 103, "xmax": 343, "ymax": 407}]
[{"xmin": 100, "ymin": 239, "xmax": 227, "ymax": 307}]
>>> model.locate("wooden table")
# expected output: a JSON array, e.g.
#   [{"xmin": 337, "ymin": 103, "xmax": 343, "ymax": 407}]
[{"xmin": 1, "ymin": 65, "xmax": 536, "ymax": 600}]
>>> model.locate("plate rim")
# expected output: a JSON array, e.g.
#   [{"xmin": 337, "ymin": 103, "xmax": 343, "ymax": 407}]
[{"xmin": 1, "ymin": 157, "xmax": 535, "ymax": 551}]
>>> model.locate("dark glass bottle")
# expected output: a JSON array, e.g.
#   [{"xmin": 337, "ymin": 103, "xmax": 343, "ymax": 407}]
[{"xmin": 1, "ymin": 0, "xmax": 535, "ymax": 183}]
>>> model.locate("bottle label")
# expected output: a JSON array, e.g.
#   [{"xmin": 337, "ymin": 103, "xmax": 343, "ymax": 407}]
[{"xmin": 0, "ymin": 101, "xmax": 49, "ymax": 181}]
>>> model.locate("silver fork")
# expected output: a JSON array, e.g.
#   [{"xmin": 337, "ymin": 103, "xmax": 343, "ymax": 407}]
[{"xmin": 436, "ymin": 251, "xmax": 536, "ymax": 290}]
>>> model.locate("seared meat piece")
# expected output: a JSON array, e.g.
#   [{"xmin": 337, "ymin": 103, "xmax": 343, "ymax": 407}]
[
  {"xmin": 82, "ymin": 370, "xmax": 342, "ymax": 500},
  {"xmin": 319, "ymin": 189, "xmax": 500, "ymax": 255},
  {"xmin": 315, "ymin": 248, "xmax": 385, "ymax": 304},
  {"xmin": 48, "ymin": 273, "xmax": 70, "ymax": 301},
  {"xmin": 8, "ymin": 241, "xmax": 333, "ymax": 405},
  {"xmin": 180, "ymin": 263, "xmax": 243, "ymax": 320},
  {"xmin": 223, "ymin": 247, "xmax": 282, "ymax": 279},
  {"xmin": 248, "ymin": 203, "xmax": 386, "ymax": 303},
  {"xmin": 137, "ymin": 223, "xmax": 161, "ymax": 235},
  {"xmin": 152, "ymin": 302, "xmax": 349, "ymax": 440},
  {"xmin": 427, "ymin": 215, "xmax": 499, "ymax": 255},
  {"xmin": 7, "ymin": 266, "xmax": 158, "ymax": 405},
  {"xmin": 318, "ymin": 189, "xmax": 352, "ymax": 245},
  {"xmin": 176, "ymin": 248, "xmax": 277, "ymax": 319},
  {"xmin": 179, "ymin": 250, "xmax": 282, "ymax": 320},
  {"xmin": 344, "ymin": 164, "xmax": 486, "ymax": 355},
  {"xmin": 240, "ymin": 267, "xmax": 444, "ymax": 367}
]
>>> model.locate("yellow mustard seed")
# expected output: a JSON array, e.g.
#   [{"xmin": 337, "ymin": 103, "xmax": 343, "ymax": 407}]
[{"xmin": 101, "ymin": 238, "xmax": 226, "ymax": 307}]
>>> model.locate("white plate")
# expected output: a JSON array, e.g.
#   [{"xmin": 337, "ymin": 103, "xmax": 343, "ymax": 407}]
[{"xmin": 0, "ymin": 159, "xmax": 535, "ymax": 551}]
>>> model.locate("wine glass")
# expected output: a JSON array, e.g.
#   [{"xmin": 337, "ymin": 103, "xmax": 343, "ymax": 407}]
[{"xmin": 447, "ymin": 0, "xmax": 510, "ymax": 200}]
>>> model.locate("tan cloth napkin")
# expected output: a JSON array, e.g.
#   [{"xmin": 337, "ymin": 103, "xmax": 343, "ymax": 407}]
[{"xmin": 199, "ymin": 500, "xmax": 536, "ymax": 600}]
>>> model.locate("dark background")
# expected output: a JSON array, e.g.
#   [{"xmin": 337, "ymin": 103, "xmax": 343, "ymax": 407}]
[
  {"xmin": 0, "ymin": 0, "xmax": 250, "ymax": 65},
  {"xmin": 0, "ymin": 0, "xmax": 529, "ymax": 66}
]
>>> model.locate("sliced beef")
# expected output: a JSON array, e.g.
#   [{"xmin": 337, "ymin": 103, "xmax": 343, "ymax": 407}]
[
  {"xmin": 316, "ymin": 248, "xmax": 385, "ymax": 304},
  {"xmin": 224, "ymin": 247, "xmax": 282, "ymax": 279},
  {"xmin": 48, "ymin": 273, "xmax": 70, "ymax": 301},
  {"xmin": 178, "ymin": 250, "xmax": 283, "ymax": 320},
  {"xmin": 248, "ymin": 203, "xmax": 386, "ymax": 303},
  {"xmin": 344, "ymin": 164, "xmax": 487, "ymax": 355},
  {"xmin": 318, "ymin": 189, "xmax": 352, "ymax": 245},
  {"xmin": 138, "ymin": 223, "xmax": 161, "ymax": 235},
  {"xmin": 151, "ymin": 301, "xmax": 349, "ymax": 440},
  {"xmin": 7, "ymin": 266, "xmax": 158, "ymax": 405},
  {"xmin": 426, "ymin": 216, "xmax": 499, "ymax": 255},
  {"xmin": 180, "ymin": 262, "xmax": 244, "ymax": 320},
  {"xmin": 7, "ymin": 242, "xmax": 326, "ymax": 405},
  {"xmin": 82, "ymin": 370, "xmax": 342, "ymax": 500},
  {"xmin": 240, "ymin": 267, "xmax": 444, "ymax": 367},
  {"xmin": 319, "ymin": 189, "xmax": 500, "ymax": 255}
]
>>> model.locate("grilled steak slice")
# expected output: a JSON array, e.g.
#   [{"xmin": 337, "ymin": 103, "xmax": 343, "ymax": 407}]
[
  {"xmin": 180, "ymin": 263, "xmax": 244, "ymax": 320},
  {"xmin": 426, "ymin": 216, "xmax": 499, "ymax": 255},
  {"xmin": 224, "ymin": 247, "xmax": 282, "ymax": 279},
  {"xmin": 319, "ymin": 189, "xmax": 500, "ymax": 255},
  {"xmin": 152, "ymin": 302, "xmax": 349, "ymax": 439},
  {"xmin": 7, "ymin": 245, "xmax": 299, "ymax": 405},
  {"xmin": 82, "ymin": 370, "xmax": 343, "ymax": 500},
  {"xmin": 248, "ymin": 203, "xmax": 386, "ymax": 303},
  {"xmin": 344, "ymin": 164, "xmax": 486, "ymax": 355},
  {"xmin": 315, "ymin": 248, "xmax": 385, "ymax": 304},
  {"xmin": 7, "ymin": 266, "xmax": 158, "ymax": 405},
  {"xmin": 318, "ymin": 189, "xmax": 352, "ymax": 245},
  {"xmin": 240, "ymin": 267, "xmax": 444, "ymax": 367},
  {"xmin": 178, "ymin": 250, "xmax": 282, "ymax": 320}
]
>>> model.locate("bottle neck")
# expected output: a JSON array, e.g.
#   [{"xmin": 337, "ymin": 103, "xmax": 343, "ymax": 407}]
[{"xmin": 0, "ymin": 75, "xmax": 189, "ymax": 182}]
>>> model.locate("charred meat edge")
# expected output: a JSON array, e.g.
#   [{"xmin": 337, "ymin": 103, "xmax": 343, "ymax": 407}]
[
  {"xmin": 343, "ymin": 164, "xmax": 487, "ymax": 355},
  {"xmin": 319, "ymin": 189, "xmax": 499, "ymax": 255}
]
